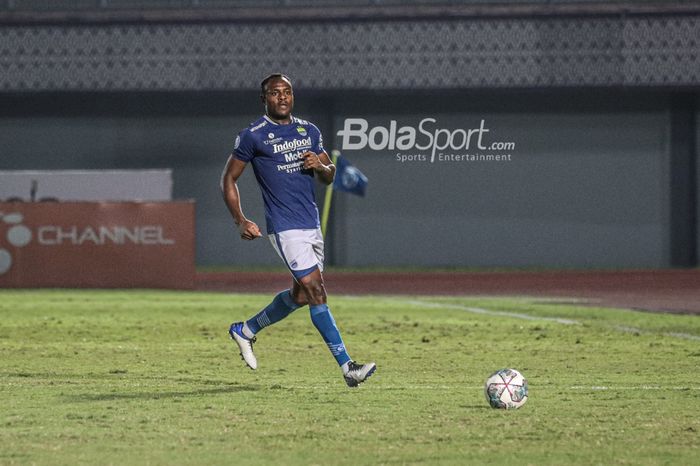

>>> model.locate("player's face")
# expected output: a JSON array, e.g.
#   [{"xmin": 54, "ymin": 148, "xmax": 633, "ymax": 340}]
[{"xmin": 263, "ymin": 78, "xmax": 294, "ymax": 122}]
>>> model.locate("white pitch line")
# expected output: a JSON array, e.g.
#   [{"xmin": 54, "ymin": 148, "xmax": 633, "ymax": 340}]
[
  {"xmin": 664, "ymin": 332, "xmax": 700, "ymax": 342},
  {"xmin": 396, "ymin": 298, "xmax": 579, "ymax": 325},
  {"xmin": 612, "ymin": 325, "xmax": 700, "ymax": 342},
  {"xmin": 381, "ymin": 298, "xmax": 700, "ymax": 342}
]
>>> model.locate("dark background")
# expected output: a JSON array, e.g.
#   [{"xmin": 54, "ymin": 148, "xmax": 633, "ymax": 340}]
[{"xmin": 0, "ymin": 0, "xmax": 697, "ymax": 268}]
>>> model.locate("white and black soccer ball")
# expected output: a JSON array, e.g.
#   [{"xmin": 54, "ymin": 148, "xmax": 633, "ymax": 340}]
[{"xmin": 484, "ymin": 368, "xmax": 528, "ymax": 409}]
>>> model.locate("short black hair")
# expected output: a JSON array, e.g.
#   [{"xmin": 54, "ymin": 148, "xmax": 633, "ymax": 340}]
[{"xmin": 260, "ymin": 73, "xmax": 292, "ymax": 94}]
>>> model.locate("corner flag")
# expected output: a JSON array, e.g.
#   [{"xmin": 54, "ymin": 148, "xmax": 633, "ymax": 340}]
[
  {"xmin": 321, "ymin": 150, "xmax": 368, "ymax": 237},
  {"xmin": 333, "ymin": 154, "xmax": 368, "ymax": 197}
]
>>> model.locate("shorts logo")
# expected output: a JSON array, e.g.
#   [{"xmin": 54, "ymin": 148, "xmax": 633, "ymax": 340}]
[
  {"xmin": 268, "ymin": 133, "xmax": 275, "ymax": 139},
  {"xmin": 296, "ymin": 127, "xmax": 307, "ymax": 136},
  {"xmin": 234, "ymin": 136, "xmax": 240, "ymax": 150},
  {"xmin": 290, "ymin": 260, "xmax": 298, "ymax": 268},
  {"xmin": 0, "ymin": 212, "xmax": 33, "ymax": 275}
]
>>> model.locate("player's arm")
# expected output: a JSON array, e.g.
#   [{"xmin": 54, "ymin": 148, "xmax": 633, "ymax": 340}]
[
  {"xmin": 221, "ymin": 155, "xmax": 262, "ymax": 240},
  {"xmin": 302, "ymin": 150, "xmax": 335, "ymax": 185}
]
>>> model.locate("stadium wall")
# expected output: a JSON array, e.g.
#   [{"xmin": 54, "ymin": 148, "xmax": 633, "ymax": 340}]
[
  {"xmin": 0, "ymin": 5, "xmax": 698, "ymax": 268},
  {"xmin": 0, "ymin": 90, "xmax": 694, "ymax": 268},
  {"xmin": 0, "ymin": 13, "xmax": 699, "ymax": 91},
  {"xmin": 329, "ymin": 91, "xmax": 673, "ymax": 268}
]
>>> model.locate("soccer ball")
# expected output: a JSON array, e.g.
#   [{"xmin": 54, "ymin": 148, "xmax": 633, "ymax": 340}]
[{"xmin": 484, "ymin": 368, "xmax": 528, "ymax": 409}]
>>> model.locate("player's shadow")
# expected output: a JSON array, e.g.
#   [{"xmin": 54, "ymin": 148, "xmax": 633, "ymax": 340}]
[{"xmin": 65, "ymin": 385, "xmax": 260, "ymax": 402}]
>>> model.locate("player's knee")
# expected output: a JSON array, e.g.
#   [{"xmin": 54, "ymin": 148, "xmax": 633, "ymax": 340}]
[
  {"xmin": 300, "ymin": 278, "xmax": 325, "ymax": 304},
  {"xmin": 291, "ymin": 287, "xmax": 308, "ymax": 306}
]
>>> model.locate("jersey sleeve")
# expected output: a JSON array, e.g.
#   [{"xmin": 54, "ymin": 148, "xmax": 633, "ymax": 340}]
[
  {"xmin": 309, "ymin": 123, "xmax": 325, "ymax": 155},
  {"xmin": 232, "ymin": 130, "xmax": 256, "ymax": 163}
]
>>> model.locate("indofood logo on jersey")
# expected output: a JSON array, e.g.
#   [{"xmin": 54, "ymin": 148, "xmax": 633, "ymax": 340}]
[
  {"xmin": 0, "ymin": 211, "xmax": 174, "ymax": 275},
  {"xmin": 272, "ymin": 137, "xmax": 312, "ymax": 155},
  {"xmin": 337, "ymin": 118, "xmax": 516, "ymax": 163},
  {"xmin": 274, "ymin": 137, "xmax": 313, "ymax": 173}
]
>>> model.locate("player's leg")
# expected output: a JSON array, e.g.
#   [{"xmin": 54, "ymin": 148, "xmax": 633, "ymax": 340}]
[
  {"xmin": 234, "ymin": 228, "xmax": 375, "ymax": 385},
  {"xmin": 290, "ymin": 278, "xmax": 309, "ymax": 307},
  {"xmin": 298, "ymin": 266, "xmax": 376, "ymax": 387},
  {"xmin": 244, "ymin": 231, "xmax": 317, "ymax": 336},
  {"xmin": 228, "ymin": 232, "xmax": 309, "ymax": 370},
  {"xmin": 229, "ymin": 288, "xmax": 304, "ymax": 370},
  {"xmin": 297, "ymin": 267, "xmax": 348, "ymax": 364},
  {"xmin": 245, "ymin": 289, "xmax": 302, "ymax": 336}
]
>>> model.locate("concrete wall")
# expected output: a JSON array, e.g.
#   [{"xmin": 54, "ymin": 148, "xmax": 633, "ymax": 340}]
[
  {"xmin": 329, "ymin": 92, "xmax": 671, "ymax": 268},
  {"xmin": 0, "ymin": 90, "xmax": 686, "ymax": 268},
  {"xmin": 0, "ymin": 92, "xmax": 322, "ymax": 267},
  {"xmin": 2, "ymin": 12, "xmax": 699, "ymax": 91}
]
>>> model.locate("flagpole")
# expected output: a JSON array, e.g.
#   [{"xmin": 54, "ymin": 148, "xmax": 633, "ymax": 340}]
[{"xmin": 321, "ymin": 150, "xmax": 340, "ymax": 238}]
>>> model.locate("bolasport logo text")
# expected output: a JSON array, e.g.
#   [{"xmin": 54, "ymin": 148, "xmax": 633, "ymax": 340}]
[
  {"xmin": 337, "ymin": 118, "xmax": 516, "ymax": 163},
  {"xmin": 0, "ymin": 211, "xmax": 175, "ymax": 275}
]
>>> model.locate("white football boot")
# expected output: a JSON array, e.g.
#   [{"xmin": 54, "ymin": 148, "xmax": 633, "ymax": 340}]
[
  {"xmin": 229, "ymin": 322, "xmax": 257, "ymax": 370},
  {"xmin": 343, "ymin": 361, "xmax": 376, "ymax": 387}
]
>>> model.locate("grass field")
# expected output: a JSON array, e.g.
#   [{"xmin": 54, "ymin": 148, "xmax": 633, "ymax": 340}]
[{"xmin": 1, "ymin": 290, "xmax": 699, "ymax": 465}]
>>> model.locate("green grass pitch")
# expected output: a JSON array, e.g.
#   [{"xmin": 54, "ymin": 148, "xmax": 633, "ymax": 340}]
[{"xmin": 1, "ymin": 290, "xmax": 699, "ymax": 465}]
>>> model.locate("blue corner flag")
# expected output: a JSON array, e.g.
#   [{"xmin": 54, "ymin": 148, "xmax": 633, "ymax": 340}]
[{"xmin": 333, "ymin": 155, "xmax": 368, "ymax": 197}]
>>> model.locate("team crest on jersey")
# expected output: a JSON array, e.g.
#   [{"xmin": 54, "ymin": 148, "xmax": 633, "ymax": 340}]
[
  {"xmin": 268, "ymin": 132, "xmax": 275, "ymax": 139},
  {"xmin": 234, "ymin": 136, "xmax": 240, "ymax": 150},
  {"xmin": 296, "ymin": 126, "xmax": 307, "ymax": 136}
]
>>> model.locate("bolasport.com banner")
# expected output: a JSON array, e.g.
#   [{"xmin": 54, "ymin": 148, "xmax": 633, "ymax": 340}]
[
  {"xmin": 0, "ymin": 201, "xmax": 195, "ymax": 289},
  {"xmin": 337, "ymin": 117, "xmax": 516, "ymax": 164}
]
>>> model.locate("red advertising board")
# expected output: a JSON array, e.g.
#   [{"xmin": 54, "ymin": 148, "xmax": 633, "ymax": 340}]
[{"xmin": 0, "ymin": 202, "xmax": 195, "ymax": 289}]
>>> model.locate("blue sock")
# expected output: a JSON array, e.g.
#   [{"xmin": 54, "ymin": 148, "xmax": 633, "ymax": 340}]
[
  {"xmin": 246, "ymin": 290, "xmax": 300, "ymax": 334},
  {"xmin": 309, "ymin": 304, "xmax": 351, "ymax": 366}
]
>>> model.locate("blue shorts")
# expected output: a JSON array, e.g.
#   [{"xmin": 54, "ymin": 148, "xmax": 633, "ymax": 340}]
[{"xmin": 269, "ymin": 228, "xmax": 324, "ymax": 280}]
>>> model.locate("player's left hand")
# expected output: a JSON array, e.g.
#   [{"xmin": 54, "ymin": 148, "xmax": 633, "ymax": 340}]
[{"xmin": 302, "ymin": 152, "xmax": 325, "ymax": 172}]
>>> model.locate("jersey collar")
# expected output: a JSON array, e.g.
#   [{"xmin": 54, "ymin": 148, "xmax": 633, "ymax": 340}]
[{"xmin": 264, "ymin": 114, "xmax": 295, "ymax": 126}]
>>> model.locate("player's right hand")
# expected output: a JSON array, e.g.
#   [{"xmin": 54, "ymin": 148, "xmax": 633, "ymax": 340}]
[{"xmin": 238, "ymin": 220, "xmax": 262, "ymax": 240}]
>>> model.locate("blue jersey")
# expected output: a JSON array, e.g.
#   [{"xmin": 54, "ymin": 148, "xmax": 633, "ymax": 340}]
[{"xmin": 233, "ymin": 115, "xmax": 325, "ymax": 234}]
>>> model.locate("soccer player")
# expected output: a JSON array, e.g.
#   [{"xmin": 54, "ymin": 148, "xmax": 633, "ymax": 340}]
[{"xmin": 221, "ymin": 73, "xmax": 376, "ymax": 387}]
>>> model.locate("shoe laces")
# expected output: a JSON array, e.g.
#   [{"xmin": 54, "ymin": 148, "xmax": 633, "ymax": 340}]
[{"xmin": 347, "ymin": 361, "xmax": 362, "ymax": 373}]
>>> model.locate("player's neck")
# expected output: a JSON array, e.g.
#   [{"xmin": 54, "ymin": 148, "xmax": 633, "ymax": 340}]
[{"xmin": 265, "ymin": 113, "xmax": 292, "ymax": 125}]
